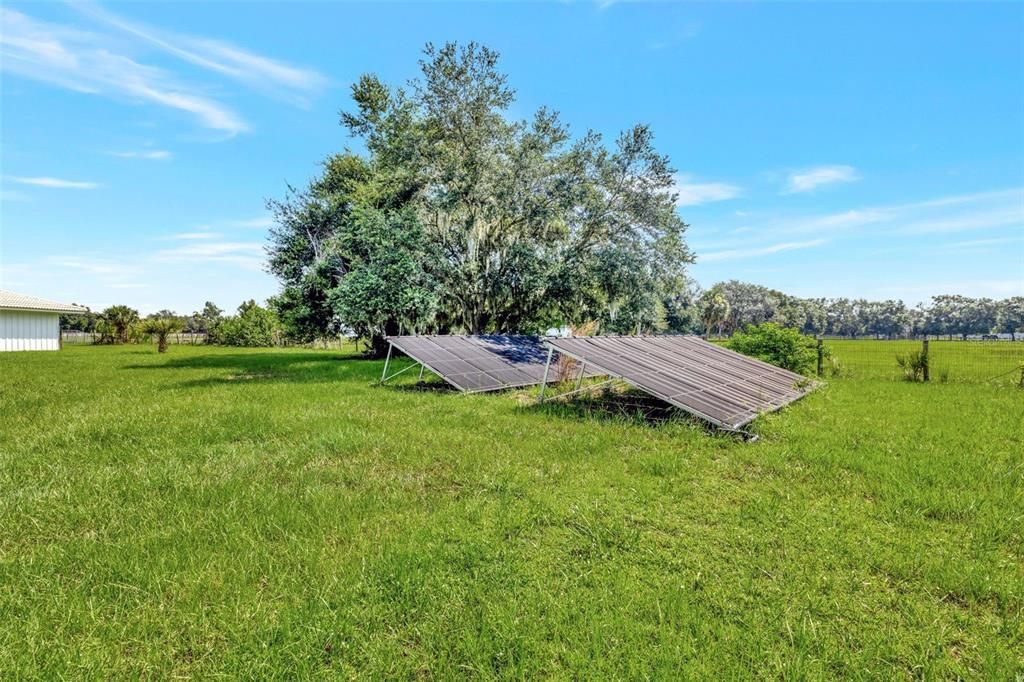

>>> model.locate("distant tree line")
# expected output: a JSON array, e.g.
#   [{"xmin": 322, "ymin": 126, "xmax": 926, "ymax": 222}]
[
  {"xmin": 691, "ymin": 281, "xmax": 1024, "ymax": 340},
  {"xmin": 59, "ymin": 287, "xmax": 1022, "ymax": 347}
]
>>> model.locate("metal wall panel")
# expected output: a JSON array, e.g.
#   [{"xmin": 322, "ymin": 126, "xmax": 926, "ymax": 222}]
[{"xmin": 0, "ymin": 311, "xmax": 60, "ymax": 352}]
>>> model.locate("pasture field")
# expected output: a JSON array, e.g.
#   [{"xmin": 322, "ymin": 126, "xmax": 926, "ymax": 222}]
[
  {"xmin": 1, "ymin": 344, "xmax": 1021, "ymax": 678},
  {"xmin": 824, "ymin": 339, "xmax": 1024, "ymax": 384}
]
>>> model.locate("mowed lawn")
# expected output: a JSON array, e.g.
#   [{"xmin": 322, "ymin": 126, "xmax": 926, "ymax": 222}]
[{"xmin": 1, "ymin": 345, "xmax": 1021, "ymax": 678}]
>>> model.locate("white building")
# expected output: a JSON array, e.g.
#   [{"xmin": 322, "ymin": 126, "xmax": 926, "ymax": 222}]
[{"xmin": 0, "ymin": 290, "xmax": 88, "ymax": 352}]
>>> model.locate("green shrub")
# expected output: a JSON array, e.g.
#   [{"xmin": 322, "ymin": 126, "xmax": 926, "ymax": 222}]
[
  {"xmin": 208, "ymin": 301, "xmax": 281, "ymax": 347},
  {"xmin": 95, "ymin": 318, "xmax": 148, "ymax": 345},
  {"xmin": 895, "ymin": 350, "xmax": 928, "ymax": 382},
  {"xmin": 726, "ymin": 323, "xmax": 818, "ymax": 374},
  {"xmin": 94, "ymin": 319, "xmax": 117, "ymax": 345}
]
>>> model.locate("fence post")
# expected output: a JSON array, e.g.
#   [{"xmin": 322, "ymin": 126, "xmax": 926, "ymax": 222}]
[
  {"xmin": 816, "ymin": 337, "xmax": 824, "ymax": 377},
  {"xmin": 922, "ymin": 337, "xmax": 930, "ymax": 383}
]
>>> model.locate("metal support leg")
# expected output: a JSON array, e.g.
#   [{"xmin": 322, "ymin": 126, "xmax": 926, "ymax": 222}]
[
  {"xmin": 380, "ymin": 343, "xmax": 392, "ymax": 384},
  {"xmin": 537, "ymin": 346, "xmax": 555, "ymax": 404},
  {"xmin": 418, "ymin": 363, "xmax": 425, "ymax": 382},
  {"xmin": 575, "ymin": 361, "xmax": 586, "ymax": 391}
]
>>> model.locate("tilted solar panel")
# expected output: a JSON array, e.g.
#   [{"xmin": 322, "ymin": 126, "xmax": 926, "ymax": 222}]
[
  {"xmin": 385, "ymin": 335, "xmax": 596, "ymax": 393},
  {"xmin": 543, "ymin": 336, "xmax": 816, "ymax": 430}
]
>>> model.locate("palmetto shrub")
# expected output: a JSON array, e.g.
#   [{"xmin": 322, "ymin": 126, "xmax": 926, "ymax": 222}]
[{"xmin": 895, "ymin": 350, "xmax": 928, "ymax": 382}]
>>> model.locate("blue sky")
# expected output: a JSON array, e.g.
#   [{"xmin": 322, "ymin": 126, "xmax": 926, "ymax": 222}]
[{"xmin": 1, "ymin": 1, "xmax": 1022, "ymax": 315}]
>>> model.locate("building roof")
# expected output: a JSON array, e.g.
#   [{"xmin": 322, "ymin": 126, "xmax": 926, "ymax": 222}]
[{"xmin": 0, "ymin": 290, "xmax": 89, "ymax": 314}]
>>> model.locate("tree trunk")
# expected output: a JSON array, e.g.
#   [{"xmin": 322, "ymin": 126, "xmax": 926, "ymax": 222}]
[
  {"xmin": 367, "ymin": 319, "xmax": 402, "ymax": 358},
  {"xmin": 368, "ymin": 335, "xmax": 389, "ymax": 357},
  {"xmin": 158, "ymin": 335, "xmax": 168, "ymax": 353}
]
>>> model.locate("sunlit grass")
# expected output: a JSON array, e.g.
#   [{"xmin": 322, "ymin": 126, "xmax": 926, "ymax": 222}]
[
  {"xmin": 824, "ymin": 339, "xmax": 1023, "ymax": 384},
  {"xmin": 1, "ymin": 344, "xmax": 1021, "ymax": 677}
]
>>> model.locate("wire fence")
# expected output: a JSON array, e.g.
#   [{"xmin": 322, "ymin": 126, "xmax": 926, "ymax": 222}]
[
  {"xmin": 60, "ymin": 331, "xmax": 354, "ymax": 350},
  {"xmin": 60, "ymin": 332, "xmax": 209, "ymax": 345},
  {"xmin": 278, "ymin": 337, "xmax": 353, "ymax": 350},
  {"xmin": 821, "ymin": 338, "xmax": 1024, "ymax": 385}
]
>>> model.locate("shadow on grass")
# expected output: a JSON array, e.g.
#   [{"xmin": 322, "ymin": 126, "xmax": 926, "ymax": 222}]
[
  {"xmin": 122, "ymin": 350, "xmax": 383, "ymax": 387},
  {"xmin": 382, "ymin": 378, "xmax": 459, "ymax": 394},
  {"xmin": 530, "ymin": 387, "xmax": 683, "ymax": 426},
  {"xmin": 527, "ymin": 384, "xmax": 750, "ymax": 440}
]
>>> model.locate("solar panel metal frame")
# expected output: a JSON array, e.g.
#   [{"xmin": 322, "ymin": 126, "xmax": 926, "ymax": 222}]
[
  {"xmin": 542, "ymin": 336, "xmax": 817, "ymax": 430},
  {"xmin": 385, "ymin": 335, "xmax": 594, "ymax": 393}
]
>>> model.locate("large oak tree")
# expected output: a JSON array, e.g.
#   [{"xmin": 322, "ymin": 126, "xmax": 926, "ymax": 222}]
[{"xmin": 268, "ymin": 42, "xmax": 693, "ymax": 352}]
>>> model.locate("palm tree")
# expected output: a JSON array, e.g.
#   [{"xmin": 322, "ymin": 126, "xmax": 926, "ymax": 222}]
[
  {"xmin": 142, "ymin": 317, "xmax": 183, "ymax": 353},
  {"xmin": 700, "ymin": 289, "xmax": 730, "ymax": 339},
  {"xmin": 101, "ymin": 305, "xmax": 140, "ymax": 344}
]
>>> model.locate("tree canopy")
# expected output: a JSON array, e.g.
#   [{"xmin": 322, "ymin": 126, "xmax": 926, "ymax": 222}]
[{"xmin": 268, "ymin": 42, "xmax": 693, "ymax": 352}]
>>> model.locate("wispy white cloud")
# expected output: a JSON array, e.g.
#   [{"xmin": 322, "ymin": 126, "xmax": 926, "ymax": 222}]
[
  {"xmin": 701, "ymin": 239, "xmax": 826, "ymax": 262},
  {"xmin": 691, "ymin": 187, "xmax": 1023, "ymax": 271},
  {"xmin": 0, "ymin": 189, "xmax": 32, "ymax": 202},
  {"xmin": 921, "ymin": 235, "xmax": 1024, "ymax": 258},
  {"xmin": 7, "ymin": 175, "xmax": 100, "ymax": 189},
  {"xmin": 186, "ymin": 215, "xmax": 274, "ymax": 234},
  {"xmin": 25, "ymin": 255, "xmax": 150, "ymax": 298},
  {"xmin": 871, "ymin": 279, "xmax": 1024, "ymax": 300},
  {"xmin": 153, "ymin": 215, "xmax": 273, "ymax": 246},
  {"xmin": 225, "ymin": 216, "xmax": 274, "ymax": 229},
  {"xmin": 754, "ymin": 187, "xmax": 1023, "ymax": 239},
  {"xmin": 161, "ymin": 231, "xmax": 222, "ymax": 241},
  {"xmin": 0, "ymin": 8, "xmax": 247, "ymax": 134},
  {"xmin": 940, "ymin": 235, "xmax": 1024, "ymax": 249},
  {"xmin": 106, "ymin": 149, "xmax": 172, "ymax": 160},
  {"xmin": 784, "ymin": 165, "xmax": 859, "ymax": 194},
  {"xmin": 6, "ymin": 246, "xmax": 275, "ymax": 314},
  {"xmin": 648, "ymin": 22, "xmax": 701, "ymax": 50},
  {"xmin": 71, "ymin": 1, "xmax": 329, "ymax": 106},
  {"xmin": 46, "ymin": 255, "xmax": 139, "ymax": 276},
  {"xmin": 674, "ymin": 174, "xmax": 741, "ymax": 207},
  {"xmin": 897, "ymin": 204, "xmax": 1022, "ymax": 235},
  {"xmin": 153, "ymin": 241, "xmax": 266, "ymax": 270}
]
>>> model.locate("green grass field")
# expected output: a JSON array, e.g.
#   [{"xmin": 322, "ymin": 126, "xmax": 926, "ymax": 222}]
[
  {"xmin": 1, "ymin": 344, "xmax": 1021, "ymax": 678},
  {"xmin": 824, "ymin": 339, "xmax": 1024, "ymax": 384}
]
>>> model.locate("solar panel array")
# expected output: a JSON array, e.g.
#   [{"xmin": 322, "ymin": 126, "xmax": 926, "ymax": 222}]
[
  {"xmin": 544, "ymin": 335, "xmax": 815, "ymax": 429},
  {"xmin": 386, "ymin": 335, "xmax": 593, "ymax": 393}
]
